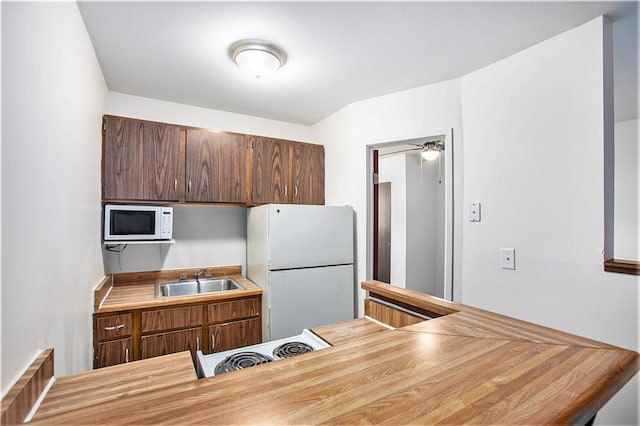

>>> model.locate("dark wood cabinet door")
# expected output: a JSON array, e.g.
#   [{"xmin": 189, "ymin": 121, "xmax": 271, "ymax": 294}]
[
  {"xmin": 251, "ymin": 137, "xmax": 290, "ymax": 204},
  {"xmin": 208, "ymin": 298, "xmax": 260, "ymax": 324},
  {"xmin": 95, "ymin": 338, "xmax": 132, "ymax": 369},
  {"xmin": 103, "ymin": 115, "xmax": 183, "ymax": 202},
  {"xmin": 140, "ymin": 327, "xmax": 201, "ymax": 360},
  {"xmin": 292, "ymin": 142, "xmax": 325, "ymax": 205},
  {"xmin": 141, "ymin": 306, "xmax": 203, "ymax": 333},
  {"xmin": 186, "ymin": 130, "xmax": 247, "ymax": 203},
  {"xmin": 208, "ymin": 318, "xmax": 261, "ymax": 353}
]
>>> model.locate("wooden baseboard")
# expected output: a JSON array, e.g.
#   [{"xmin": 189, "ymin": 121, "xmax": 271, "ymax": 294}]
[{"xmin": 1, "ymin": 349, "xmax": 54, "ymax": 425}]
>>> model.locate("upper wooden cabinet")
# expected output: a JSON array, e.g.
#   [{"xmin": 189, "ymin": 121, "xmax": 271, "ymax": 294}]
[
  {"xmin": 250, "ymin": 136, "xmax": 325, "ymax": 205},
  {"xmin": 292, "ymin": 142, "xmax": 325, "ymax": 205},
  {"xmin": 250, "ymin": 136, "xmax": 290, "ymax": 204},
  {"xmin": 186, "ymin": 130, "xmax": 247, "ymax": 203},
  {"xmin": 102, "ymin": 115, "xmax": 184, "ymax": 202},
  {"xmin": 101, "ymin": 115, "xmax": 324, "ymax": 205}
]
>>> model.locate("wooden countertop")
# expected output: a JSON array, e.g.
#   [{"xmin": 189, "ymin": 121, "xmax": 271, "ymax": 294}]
[
  {"xmin": 31, "ymin": 352, "xmax": 196, "ymax": 422},
  {"xmin": 95, "ymin": 266, "xmax": 262, "ymax": 313},
  {"xmin": 311, "ymin": 317, "xmax": 392, "ymax": 346},
  {"xmin": 30, "ymin": 282, "xmax": 638, "ymax": 425}
]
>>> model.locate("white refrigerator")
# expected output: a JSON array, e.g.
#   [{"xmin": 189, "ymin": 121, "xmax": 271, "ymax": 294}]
[{"xmin": 247, "ymin": 204, "xmax": 355, "ymax": 341}]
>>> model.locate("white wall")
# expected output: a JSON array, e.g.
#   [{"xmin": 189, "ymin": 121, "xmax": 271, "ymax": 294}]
[
  {"xmin": 614, "ymin": 119, "xmax": 639, "ymax": 260},
  {"xmin": 313, "ymin": 78, "xmax": 463, "ymax": 316},
  {"xmin": 405, "ymin": 154, "xmax": 442, "ymax": 297},
  {"xmin": 1, "ymin": 2, "xmax": 107, "ymax": 393},
  {"xmin": 104, "ymin": 93, "xmax": 318, "ymax": 275},
  {"xmin": 103, "ymin": 206, "xmax": 248, "ymax": 274},
  {"xmin": 108, "ymin": 92, "xmax": 314, "ymax": 142},
  {"xmin": 378, "ymin": 155, "xmax": 407, "ymax": 286},
  {"xmin": 460, "ymin": 16, "xmax": 638, "ymax": 425}
]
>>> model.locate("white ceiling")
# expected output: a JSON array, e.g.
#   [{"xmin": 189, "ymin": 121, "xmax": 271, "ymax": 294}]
[{"xmin": 78, "ymin": 1, "xmax": 638, "ymax": 126}]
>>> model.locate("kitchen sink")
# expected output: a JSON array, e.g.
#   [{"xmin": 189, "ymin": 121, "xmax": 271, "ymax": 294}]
[{"xmin": 155, "ymin": 278, "xmax": 244, "ymax": 298}]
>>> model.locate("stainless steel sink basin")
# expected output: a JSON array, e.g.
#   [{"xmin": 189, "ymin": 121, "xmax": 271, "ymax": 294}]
[{"xmin": 155, "ymin": 278, "xmax": 244, "ymax": 298}]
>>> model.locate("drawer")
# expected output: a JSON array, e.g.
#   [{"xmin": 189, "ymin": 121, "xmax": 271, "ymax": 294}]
[
  {"xmin": 141, "ymin": 306, "xmax": 203, "ymax": 333},
  {"xmin": 208, "ymin": 297, "xmax": 260, "ymax": 323},
  {"xmin": 140, "ymin": 327, "xmax": 201, "ymax": 359},
  {"xmin": 95, "ymin": 314, "xmax": 132, "ymax": 341}
]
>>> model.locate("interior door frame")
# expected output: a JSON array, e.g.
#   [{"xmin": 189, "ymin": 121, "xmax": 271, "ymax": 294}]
[{"xmin": 365, "ymin": 129, "xmax": 454, "ymax": 301}]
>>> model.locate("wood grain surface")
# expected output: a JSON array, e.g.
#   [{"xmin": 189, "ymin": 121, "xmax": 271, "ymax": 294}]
[
  {"xmin": 365, "ymin": 298, "xmax": 425, "ymax": 328},
  {"xmin": 141, "ymin": 306, "xmax": 202, "ymax": 333},
  {"xmin": 311, "ymin": 317, "xmax": 391, "ymax": 346},
  {"xmin": 1, "ymin": 349, "xmax": 53, "ymax": 425},
  {"xmin": 22, "ymin": 283, "xmax": 639, "ymax": 425},
  {"xmin": 31, "ymin": 352, "xmax": 196, "ymax": 422},
  {"xmin": 28, "ymin": 330, "xmax": 638, "ymax": 425},
  {"xmin": 185, "ymin": 129, "xmax": 247, "ymax": 203},
  {"xmin": 604, "ymin": 259, "xmax": 640, "ymax": 275}
]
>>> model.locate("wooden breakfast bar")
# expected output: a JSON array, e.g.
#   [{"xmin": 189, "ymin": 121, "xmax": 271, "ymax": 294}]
[{"xmin": 3, "ymin": 282, "xmax": 638, "ymax": 425}]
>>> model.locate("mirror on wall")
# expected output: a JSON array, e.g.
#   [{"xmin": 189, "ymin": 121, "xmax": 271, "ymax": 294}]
[{"xmin": 367, "ymin": 130, "xmax": 453, "ymax": 300}]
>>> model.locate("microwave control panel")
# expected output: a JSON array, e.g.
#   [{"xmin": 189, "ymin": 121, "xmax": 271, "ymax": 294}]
[{"xmin": 161, "ymin": 209, "xmax": 173, "ymax": 238}]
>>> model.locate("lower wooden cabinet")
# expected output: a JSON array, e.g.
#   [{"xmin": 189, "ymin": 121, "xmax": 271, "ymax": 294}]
[
  {"xmin": 364, "ymin": 299, "xmax": 424, "ymax": 328},
  {"xmin": 93, "ymin": 296, "xmax": 261, "ymax": 368},
  {"xmin": 141, "ymin": 327, "xmax": 201, "ymax": 360},
  {"xmin": 209, "ymin": 318, "xmax": 261, "ymax": 353},
  {"xmin": 95, "ymin": 338, "xmax": 132, "ymax": 369}
]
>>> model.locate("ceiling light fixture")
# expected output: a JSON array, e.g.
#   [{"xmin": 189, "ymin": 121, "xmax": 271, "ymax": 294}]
[
  {"xmin": 229, "ymin": 40, "xmax": 286, "ymax": 79},
  {"xmin": 420, "ymin": 140, "xmax": 445, "ymax": 161}
]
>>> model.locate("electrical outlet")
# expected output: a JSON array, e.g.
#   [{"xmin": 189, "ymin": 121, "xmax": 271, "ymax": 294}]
[
  {"xmin": 469, "ymin": 202, "xmax": 481, "ymax": 222},
  {"xmin": 501, "ymin": 248, "xmax": 515, "ymax": 270}
]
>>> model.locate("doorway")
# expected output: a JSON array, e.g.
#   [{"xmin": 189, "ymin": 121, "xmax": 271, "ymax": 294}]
[{"xmin": 368, "ymin": 130, "xmax": 453, "ymax": 300}]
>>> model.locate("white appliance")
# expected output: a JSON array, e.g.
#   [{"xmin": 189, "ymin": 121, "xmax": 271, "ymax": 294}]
[
  {"xmin": 196, "ymin": 329, "xmax": 329, "ymax": 378},
  {"xmin": 104, "ymin": 204, "xmax": 173, "ymax": 241},
  {"xmin": 247, "ymin": 204, "xmax": 355, "ymax": 341}
]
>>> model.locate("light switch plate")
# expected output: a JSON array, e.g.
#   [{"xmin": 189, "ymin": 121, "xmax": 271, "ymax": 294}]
[
  {"xmin": 501, "ymin": 248, "xmax": 516, "ymax": 270},
  {"xmin": 469, "ymin": 202, "xmax": 481, "ymax": 222}
]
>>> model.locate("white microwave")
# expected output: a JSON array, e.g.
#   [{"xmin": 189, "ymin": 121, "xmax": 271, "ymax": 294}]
[{"xmin": 104, "ymin": 204, "xmax": 173, "ymax": 241}]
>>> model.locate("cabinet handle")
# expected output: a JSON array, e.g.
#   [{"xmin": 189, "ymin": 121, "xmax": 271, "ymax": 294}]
[
  {"xmin": 188, "ymin": 180, "xmax": 192, "ymax": 192},
  {"xmin": 104, "ymin": 324, "xmax": 125, "ymax": 331},
  {"xmin": 196, "ymin": 336, "xmax": 200, "ymax": 351},
  {"xmin": 125, "ymin": 348, "xmax": 129, "ymax": 363},
  {"xmin": 294, "ymin": 185, "xmax": 298, "ymax": 197},
  {"xmin": 211, "ymin": 334, "xmax": 215, "ymax": 351},
  {"xmin": 284, "ymin": 185, "xmax": 288, "ymax": 197},
  {"xmin": 174, "ymin": 178, "xmax": 178, "ymax": 192}
]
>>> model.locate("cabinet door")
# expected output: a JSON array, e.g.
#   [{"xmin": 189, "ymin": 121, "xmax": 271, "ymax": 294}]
[
  {"xmin": 95, "ymin": 338, "xmax": 132, "ymax": 369},
  {"xmin": 208, "ymin": 318, "xmax": 261, "ymax": 353},
  {"xmin": 103, "ymin": 115, "xmax": 184, "ymax": 202},
  {"xmin": 186, "ymin": 130, "xmax": 247, "ymax": 203},
  {"xmin": 140, "ymin": 327, "xmax": 201, "ymax": 360},
  {"xmin": 364, "ymin": 299, "xmax": 424, "ymax": 328},
  {"xmin": 208, "ymin": 298, "xmax": 260, "ymax": 324},
  {"xmin": 251, "ymin": 137, "xmax": 290, "ymax": 204},
  {"xmin": 292, "ymin": 143, "xmax": 325, "ymax": 205},
  {"xmin": 141, "ymin": 306, "xmax": 202, "ymax": 333}
]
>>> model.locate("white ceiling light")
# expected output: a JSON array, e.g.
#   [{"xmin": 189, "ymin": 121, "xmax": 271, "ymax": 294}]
[
  {"xmin": 229, "ymin": 40, "xmax": 286, "ymax": 79},
  {"xmin": 421, "ymin": 150, "xmax": 440, "ymax": 161},
  {"xmin": 421, "ymin": 140, "xmax": 445, "ymax": 161}
]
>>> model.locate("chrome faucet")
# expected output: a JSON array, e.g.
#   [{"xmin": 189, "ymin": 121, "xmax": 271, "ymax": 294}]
[{"xmin": 194, "ymin": 268, "xmax": 208, "ymax": 284}]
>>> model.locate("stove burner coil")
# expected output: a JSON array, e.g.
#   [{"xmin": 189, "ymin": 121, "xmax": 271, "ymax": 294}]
[
  {"xmin": 214, "ymin": 351, "xmax": 274, "ymax": 375},
  {"xmin": 273, "ymin": 342, "xmax": 315, "ymax": 359}
]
